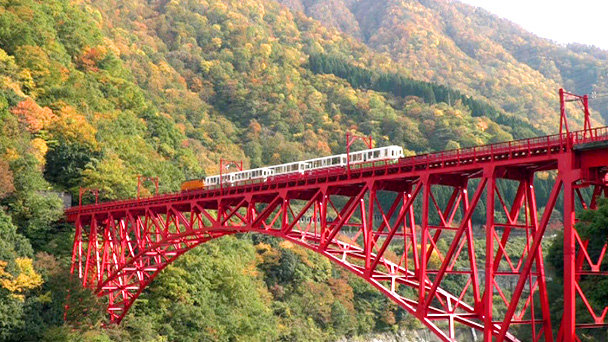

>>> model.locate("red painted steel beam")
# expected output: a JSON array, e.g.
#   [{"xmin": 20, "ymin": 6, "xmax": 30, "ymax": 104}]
[{"xmin": 496, "ymin": 174, "xmax": 563, "ymax": 341}]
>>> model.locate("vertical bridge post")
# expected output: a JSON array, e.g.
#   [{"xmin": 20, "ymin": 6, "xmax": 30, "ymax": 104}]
[{"xmin": 346, "ymin": 132, "xmax": 373, "ymax": 178}]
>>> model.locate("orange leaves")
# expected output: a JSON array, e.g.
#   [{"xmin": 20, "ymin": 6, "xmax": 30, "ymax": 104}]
[
  {"xmin": 302, "ymin": 130, "xmax": 331, "ymax": 155},
  {"xmin": 10, "ymin": 98, "xmax": 56, "ymax": 133},
  {"xmin": 248, "ymin": 119, "xmax": 262, "ymax": 135},
  {"xmin": 77, "ymin": 46, "xmax": 108, "ymax": 72},
  {"xmin": 0, "ymin": 159, "xmax": 15, "ymax": 199},
  {"xmin": 382, "ymin": 249, "xmax": 400, "ymax": 265},
  {"xmin": 328, "ymin": 278, "xmax": 355, "ymax": 311},
  {"xmin": 477, "ymin": 119, "xmax": 489, "ymax": 132},
  {"xmin": 10, "ymin": 99, "xmax": 99, "ymax": 147}
]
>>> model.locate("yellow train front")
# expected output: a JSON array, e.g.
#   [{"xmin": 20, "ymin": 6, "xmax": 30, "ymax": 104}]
[{"xmin": 180, "ymin": 179, "xmax": 206, "ymax": 191}]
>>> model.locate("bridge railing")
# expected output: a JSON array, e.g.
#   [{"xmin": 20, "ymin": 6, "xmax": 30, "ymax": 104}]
[
  {"xmin": 401, "ymin": 126, "xmax": 608, "ymax": 169},
  {"xmin": 572, "ymin": 126, "xmax": 608, "ymax": 144},
  {"xmin": 402, "ymin": 132, "xmax": 564, "ymax": 168}
]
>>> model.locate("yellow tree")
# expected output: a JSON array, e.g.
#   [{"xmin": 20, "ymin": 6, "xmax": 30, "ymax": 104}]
[{"xmin": 0, "ymin": 258, "xmax": 43, "ymax": 301}]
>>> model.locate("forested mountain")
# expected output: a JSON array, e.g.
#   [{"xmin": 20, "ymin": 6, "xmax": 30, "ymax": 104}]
[
  {"xmin": 279, "ymin": 0, "xmax": 608, "ymax": 128},
  {"xmin": 0, "ymin": 0, "xmax": 605, "ymax": 341}
]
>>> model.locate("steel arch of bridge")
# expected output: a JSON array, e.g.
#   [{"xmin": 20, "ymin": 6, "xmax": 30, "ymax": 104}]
[{"xmin": 66, "ymin": 127, "xmax": 608, "ymax": 342}]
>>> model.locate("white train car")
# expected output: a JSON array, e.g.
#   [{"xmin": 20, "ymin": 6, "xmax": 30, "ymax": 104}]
[
  {"xmin": 269, "ymin": 161, "xmax": 308, "ymax": 176},
  {"xmin": 304, "ymin": 154, "xmax": 347, "ymax": 171},
  {"xmin": 349, "ymin": 145, "xmax": 404, "ymax": 164},
  {"xmin": 206, "ymin": 168, "xmax": 273, "ymax": 187},
  {"xmin": 204, "ymin": 174, "xmax": 223, "ymax": 187},
  {"xmin": 232, "ymin": 167, "xmax": 273, "ymax": 183}
]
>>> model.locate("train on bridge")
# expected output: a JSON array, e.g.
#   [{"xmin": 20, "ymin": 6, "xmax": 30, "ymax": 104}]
[{"xmin": 181, "ymin": 145, "xmax": 405, "ymax": 191}]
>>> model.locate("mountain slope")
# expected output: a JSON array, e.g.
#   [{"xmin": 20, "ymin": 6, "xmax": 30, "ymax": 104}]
[
  {"xmin": 86, "ymin": 0, "xmax": 523, "ymax": 163},
  {"xmin": 278, "ymin": 0, "xmax": 608, "ymax": 130}
]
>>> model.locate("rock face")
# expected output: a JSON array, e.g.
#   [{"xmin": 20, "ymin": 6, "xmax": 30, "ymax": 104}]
[{"xmin": 336, "ymin": 328, "xmax": 481, "ymax": 342}]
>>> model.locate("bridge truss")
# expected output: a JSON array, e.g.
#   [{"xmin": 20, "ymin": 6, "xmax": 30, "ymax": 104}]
[{"xmin": 66, "ymin": 126, "xmax": 608, "ymax": 341}]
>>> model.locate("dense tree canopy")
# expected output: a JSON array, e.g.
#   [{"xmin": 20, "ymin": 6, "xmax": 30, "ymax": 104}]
[
  {"xmin": 0, "ymin": 0, "xmax": 605, "ymax": 341},
  {"xmin": 280, "ymin": 0, "xmax": 608, "ymax": 128}
]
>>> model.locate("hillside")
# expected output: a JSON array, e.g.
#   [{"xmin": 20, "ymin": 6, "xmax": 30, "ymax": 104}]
[
  {"xmin": 0, "ymin": 0, "xmax": 603, "ymax": 341},
  {"xmin": 87, "ymin": 0, "xmax": 531, "ymax": 162},
  {"xmin": 278, "ymin": 0, "xmax": 608, "ymax": 129}
]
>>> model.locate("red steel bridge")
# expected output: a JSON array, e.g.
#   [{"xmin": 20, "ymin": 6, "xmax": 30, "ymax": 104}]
[{"xmin": 65, "ymin": 91, "xmax": 608, "ymax": 342}]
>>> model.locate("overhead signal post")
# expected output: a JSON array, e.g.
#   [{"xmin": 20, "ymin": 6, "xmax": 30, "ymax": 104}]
[
  {"xmin": 560, "ymin": 88, "xmax": 594, "ymax": 143},
  {"xmin": 137, "ymin": 176, "xmax": 159, "ymax": 200},
  {"xmin": 219, "ymin": 159, "xmax": 243, "ymax": 194},
  {"xmin": 78, "ymin": 187, "xmax": 99, "ymax": 208},
  {"xmin": 346, "ymin": 132, "xmax": 373, "ymax": 178}
]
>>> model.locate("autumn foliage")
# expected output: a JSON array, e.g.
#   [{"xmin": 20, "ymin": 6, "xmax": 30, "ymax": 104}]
[
  {"xmin": 0, "ymin": 160, "xmax": 15, "ymax": 198},
  {"xmin": 0, "ymin": 258, "xmax": 43, "ymax": 301},
  {"xmin": 9, "ymin": 98, "xmax": 56, "ymax": 133},
  {"xmin": 0, "ymin": 0, "xmax": 605, "ymax": 340}
]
